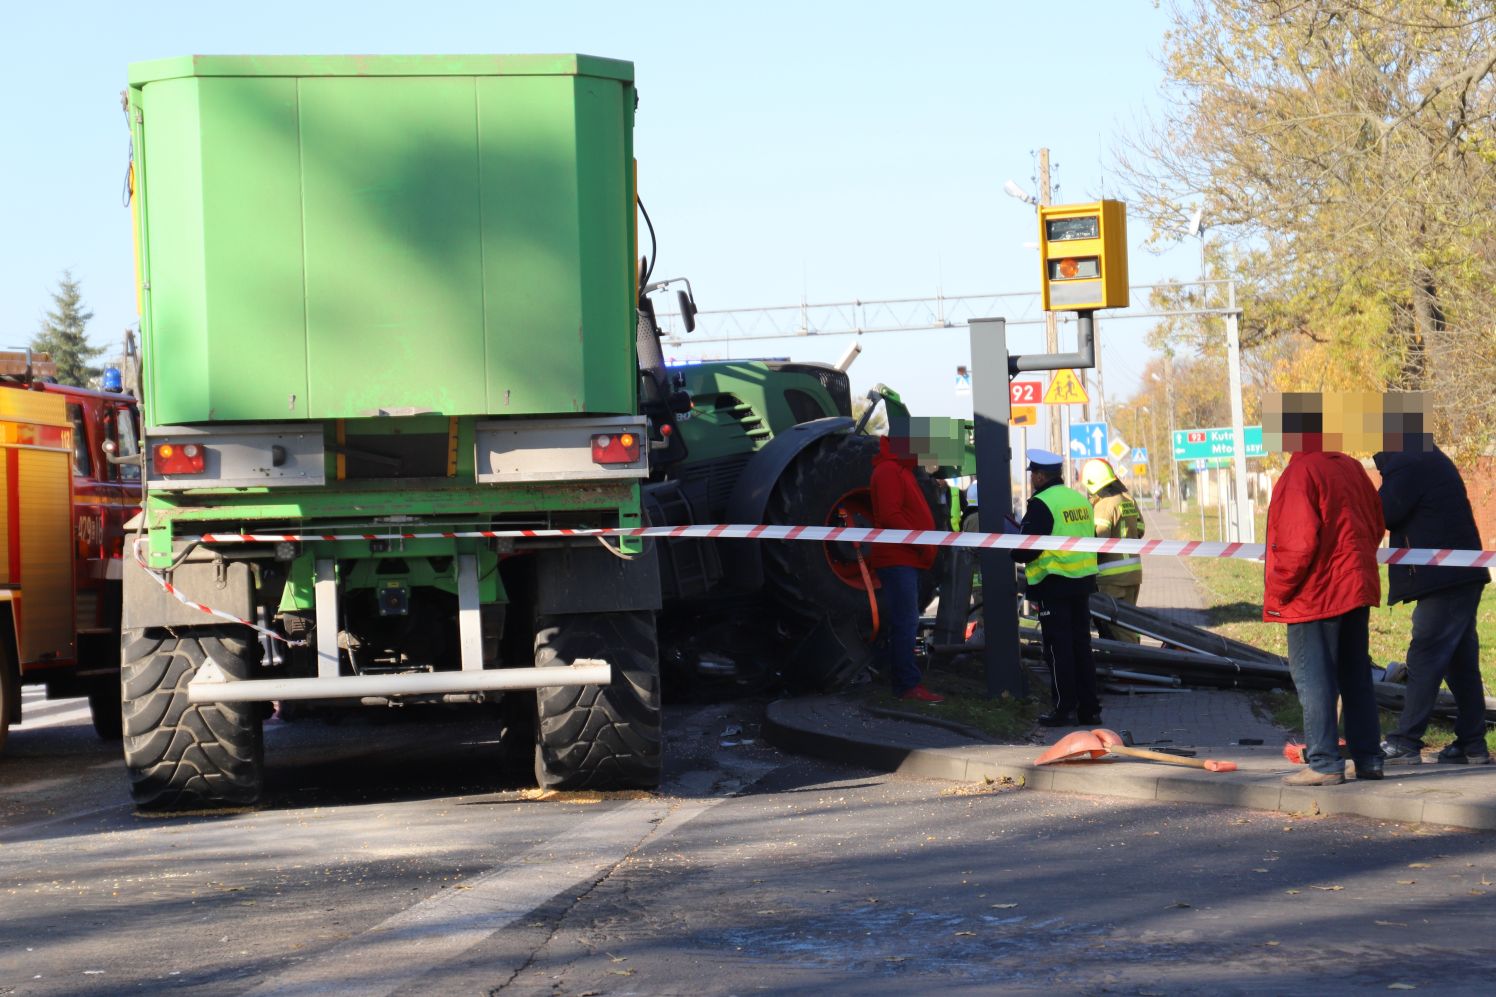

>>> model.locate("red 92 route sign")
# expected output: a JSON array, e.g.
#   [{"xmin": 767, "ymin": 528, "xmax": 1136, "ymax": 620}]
[{"xmin": 1010, "ymin": 380, "xmax": 1044, "ymax": 406}]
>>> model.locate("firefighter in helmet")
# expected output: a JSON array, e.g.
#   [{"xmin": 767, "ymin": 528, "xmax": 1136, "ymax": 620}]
[{"xmin": 1081, "ymin": 457, "xmax": 1146, "ymax": 643}]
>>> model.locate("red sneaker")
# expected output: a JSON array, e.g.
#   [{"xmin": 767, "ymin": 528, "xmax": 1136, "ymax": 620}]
[{"xmin": 900, "ymin": 685, "xmax": 945, "ymax": 704}]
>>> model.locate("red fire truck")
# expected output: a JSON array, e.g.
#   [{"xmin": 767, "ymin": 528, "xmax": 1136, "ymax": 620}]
[{"xmin": 0, "ymin": 351, "xmax": 140, "ymax": 751}]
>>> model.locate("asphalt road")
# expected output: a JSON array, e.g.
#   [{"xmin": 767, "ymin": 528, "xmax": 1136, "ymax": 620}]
[{"xmin": 3, "ymin": 688, "xmax": 1496, "ymax": 996}]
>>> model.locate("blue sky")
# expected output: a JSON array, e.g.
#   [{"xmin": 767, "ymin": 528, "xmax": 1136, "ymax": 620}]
[{"xmin": 4, "ymin": 0, "xmax": 1198, "ymax": 435}]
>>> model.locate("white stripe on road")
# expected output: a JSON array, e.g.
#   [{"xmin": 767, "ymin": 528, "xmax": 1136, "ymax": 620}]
[{"xmin": 246, "ymin": 795, "xmax": 722, "ymax": 997}]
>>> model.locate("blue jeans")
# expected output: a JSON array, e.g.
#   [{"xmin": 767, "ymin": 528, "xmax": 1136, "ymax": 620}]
[
  {"xmin": 1285, "ymin": 607, "xmax": 1381, "ymax": 775},
  {"xmin": 1389, "ymin": 583, "xmax": 1487, "ymax": 749},
  {"xmin": 875, "ymin": 566, "xmax": 922, "ymax": 695}
]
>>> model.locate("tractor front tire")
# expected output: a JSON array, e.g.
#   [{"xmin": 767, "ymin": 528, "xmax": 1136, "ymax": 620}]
[
  {"xmin": 122, "ymin": 628, "xmax": 264, "ymax": 811},
  {"xmin": 533, "ymin": 611, "xmax": 661, "ymax": 791},
  {"xmin": 762, "ymin": 433, "xmax": 883, "ymax": 689}
]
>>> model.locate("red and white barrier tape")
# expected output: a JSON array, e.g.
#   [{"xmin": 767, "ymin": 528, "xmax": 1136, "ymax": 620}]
[
  {"xmin": 136, "ymin": 525, "xmax": 1496, "ymax": 641},
  {"xmin": 178, "ymin": 524, "xmax": 1496, "ymax": 569}
]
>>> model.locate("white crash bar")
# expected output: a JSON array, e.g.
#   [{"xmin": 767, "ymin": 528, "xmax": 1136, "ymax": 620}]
[{"xmin": 187, "ymin": 662, "xmax": 612, "ymax": 704}]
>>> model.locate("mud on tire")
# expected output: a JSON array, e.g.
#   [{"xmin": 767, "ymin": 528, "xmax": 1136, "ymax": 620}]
[
  {"xmin": 122, "ymin": 627, "xmax": 264, "ymax": 811},
  {"xmin": 533, "ymin": 610, "xmax": 661, "ymax": 791}
]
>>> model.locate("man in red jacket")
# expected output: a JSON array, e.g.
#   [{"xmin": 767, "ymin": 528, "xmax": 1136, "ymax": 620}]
[
  {"xmin": 870, "ymin": 431, "xmax": 942, "ymax": 702},
  {"xmin": 1265, "ymin": 425, "xmax": 1386, "ymax": 785}
]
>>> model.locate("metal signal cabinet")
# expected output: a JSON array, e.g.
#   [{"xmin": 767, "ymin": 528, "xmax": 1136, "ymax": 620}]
[
  {"xmin": 1037, "ymin": 200, "xmax": 1129, "ymax": 311},
  {"xmin": 122, "ymin": 54, "xmax": 664, "ymax": 811}
]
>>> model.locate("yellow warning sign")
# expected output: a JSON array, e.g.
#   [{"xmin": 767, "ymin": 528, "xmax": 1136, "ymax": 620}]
[
  {"xmin": 1042, "ymin": 368, "xmax": 1089, "ymax": 405},
  {"xmin": 1011, "ymin": 405, "xmax": 1038, "ymax": 427}
]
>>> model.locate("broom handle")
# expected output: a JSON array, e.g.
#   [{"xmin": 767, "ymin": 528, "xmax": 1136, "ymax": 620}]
[{"xmin": 1107, "ymin": 745, "xmax": 1236, "ymax": 772}]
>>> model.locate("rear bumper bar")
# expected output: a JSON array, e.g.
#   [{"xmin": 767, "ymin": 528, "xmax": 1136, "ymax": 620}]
[{"xmin": 187, "ymin": 661, "xmax": 611, "ymax": 703}]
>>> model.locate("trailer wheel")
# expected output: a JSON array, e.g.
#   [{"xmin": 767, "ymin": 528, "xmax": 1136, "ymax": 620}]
[
  {"xmin": 0, "ymin": 656, "xmax": 15, "ymax": 754},
  {"xmin": 122, "ymin": 627, "xmax": 264, "ymax": 811},
  {"xmin": 533, "ymin": 610, "xmax": 661, "ymax": 791},
  {"xmin": 88, "ymin": 677, "xmax": 123, "ymax": 740}
]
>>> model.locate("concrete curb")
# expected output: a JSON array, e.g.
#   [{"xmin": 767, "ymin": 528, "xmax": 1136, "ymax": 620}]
[{"xmin": 764, "ymin": 697, "xmax": 1496, "ymax": 832}]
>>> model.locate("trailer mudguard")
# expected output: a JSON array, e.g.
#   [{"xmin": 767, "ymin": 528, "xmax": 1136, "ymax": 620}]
[
  {"xmin": 122, "ymin": 557, "xmax": 257, "ymax": 632},
  {"xmin": 535, "ymin": 543, "xmax": 663, "ymax": 616},
  {"xmin": 722, "ymin": 416, "xmax": 853, "ymax": 591}
]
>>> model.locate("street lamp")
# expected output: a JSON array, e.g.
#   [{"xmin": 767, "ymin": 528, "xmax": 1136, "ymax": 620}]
[
  {"xmin": 1003, "ymin": 179, "xmax": 1038, "ymax": 206},
  {"xmin": 1151, "ymin": 369, "xmax": 1183, "ymax": 513},
  {"xmin": 1187, "ymin": 203, "xmax": 1253, "ymax": 543},
  {"xmin": 1141, "ymin": 405, "xmax": 1159, "ymax": 509}
]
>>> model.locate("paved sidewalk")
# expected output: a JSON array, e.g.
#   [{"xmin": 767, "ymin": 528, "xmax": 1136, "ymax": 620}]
[
  {"xmin": 765, "ymin": 695, "xmax": 1496, "ymax": 831},
  {"xmin": 764, "ymin": 507, "xmax": 1496, "ymax": 832}
]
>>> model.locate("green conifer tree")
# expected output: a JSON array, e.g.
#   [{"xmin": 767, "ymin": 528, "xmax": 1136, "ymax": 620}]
[{"xmin": 32, "ymin": 270, "xmax": 104, "ymax": 387}]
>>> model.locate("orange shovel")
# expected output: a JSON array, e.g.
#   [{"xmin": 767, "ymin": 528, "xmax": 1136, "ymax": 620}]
[
  {"xmin": 1033, "ymin": 729, "xmax": 1111, "ymax": 766},
  {"xmin": 1092, "ymin": 728, "xmax": 1237, "ymax": 772}
]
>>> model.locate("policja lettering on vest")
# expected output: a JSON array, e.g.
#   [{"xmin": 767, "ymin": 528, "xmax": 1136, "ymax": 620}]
[{"xmin": 1012, "ymin": 449, "xmax": 1101, "ymax": 728}]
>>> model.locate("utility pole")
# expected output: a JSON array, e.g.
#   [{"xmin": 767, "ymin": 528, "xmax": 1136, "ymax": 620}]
[
  {"xmin": 1163, "ymin": 354, "xmax": 1182, "ymax": 513},
  {"xmin": 1039, "ymin": 148, "xmax": 1064, "ymax": 458}
]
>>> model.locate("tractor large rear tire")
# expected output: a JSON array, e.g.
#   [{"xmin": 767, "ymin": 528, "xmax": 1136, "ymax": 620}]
[
  {"xmin": 762, "ymin": 434, "xmax": 882, "ymax": 690},
  {"xmin": 122, "ymin": 628, "xmax": 264, "ymax": 811},
  {"xmin": 533, "ymin": 611, "xmax": 661, "ymax": 791}
]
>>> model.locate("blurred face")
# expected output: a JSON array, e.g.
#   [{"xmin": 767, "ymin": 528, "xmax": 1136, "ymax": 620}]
[{"xmin": 886, "ymin": 415, "xmax": 964, "ymax": 465}]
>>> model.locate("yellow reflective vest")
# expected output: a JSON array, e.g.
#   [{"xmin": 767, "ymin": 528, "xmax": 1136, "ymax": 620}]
[{"xmin": 1026, "ymin": 485, "xmax": 1098, "ymax": 586}]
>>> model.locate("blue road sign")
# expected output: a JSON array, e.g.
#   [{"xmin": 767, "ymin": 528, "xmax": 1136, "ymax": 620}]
[
  {"xmin": 1133, "ymin": 446, "xmax": 1149, "ymax": 463},
  {"xmin": 1068, "ymin": 421, "xmax": 1108, "ymax": 460}
]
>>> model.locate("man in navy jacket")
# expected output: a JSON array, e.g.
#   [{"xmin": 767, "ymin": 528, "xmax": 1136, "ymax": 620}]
[{"xmin": 1374, "ymin": 445, "xmax": 1491, "ymax": 765}]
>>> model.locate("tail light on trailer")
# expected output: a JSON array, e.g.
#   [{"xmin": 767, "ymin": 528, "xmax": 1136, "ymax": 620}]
[
  {"xmin": 591, "ymin": 432, "xmax": 640, "ymax": 466},
  {"xmin": 154, "ymin": 442, "xmax": 205, "ymax": 475}
]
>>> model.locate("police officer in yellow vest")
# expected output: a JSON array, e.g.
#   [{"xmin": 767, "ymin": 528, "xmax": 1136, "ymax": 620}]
[
  {"xmin": 1082, "ymin": 458, "xmax": 1146, "ymax": 644},
  {"xmin": 1012, "ymin": 449, "xmax": 1101, "ymax": 727}
]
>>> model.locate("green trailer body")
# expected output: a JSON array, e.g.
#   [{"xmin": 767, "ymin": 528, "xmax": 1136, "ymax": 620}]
[
  {"xmin": 120, "ymin": 55, "xmax": 663, "ymax": 811},
  {"xmin": 129, "ymin": 54, "xmax": 636, "ymax": 424}
]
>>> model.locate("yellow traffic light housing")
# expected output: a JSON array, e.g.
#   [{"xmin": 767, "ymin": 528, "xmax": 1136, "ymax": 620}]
[{"xmin": 1038, "ymin": 200, "xmax": 1129, "ymax": 311}]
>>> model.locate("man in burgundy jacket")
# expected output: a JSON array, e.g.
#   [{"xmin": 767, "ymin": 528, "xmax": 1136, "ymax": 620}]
[
  {"xmin": 870, "ymin": 433, "xmax": 942, "ymax": 702},
  {"xmin": 1265, "ymin": 447, "xmax": 1386, "ymax": 785}
]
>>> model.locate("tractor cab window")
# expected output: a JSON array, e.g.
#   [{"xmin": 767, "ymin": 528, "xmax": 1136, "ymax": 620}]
[
  {"xmin": 68, "ymin": 404, "xmax": 91, "ymax": 477},
  {"xmin": 110, "ymin": 407, "xmax": 141, "ymax": 482}
]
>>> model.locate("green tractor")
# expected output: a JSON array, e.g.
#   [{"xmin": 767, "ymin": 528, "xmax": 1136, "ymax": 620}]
[{"xmin": 634, "ymin": 294, "xmax": 957, "ymax": 693}]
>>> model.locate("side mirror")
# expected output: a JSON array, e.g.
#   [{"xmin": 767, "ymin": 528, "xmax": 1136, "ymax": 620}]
[{"xmin": 676, "ymin": 290, "xmax": 697, "ymax": 333}]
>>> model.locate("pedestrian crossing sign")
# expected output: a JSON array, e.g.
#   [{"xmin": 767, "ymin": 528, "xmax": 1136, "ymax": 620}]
[{"xmin": 1042, "ymin": 368, "xmax": 1088, "ymax": 405}]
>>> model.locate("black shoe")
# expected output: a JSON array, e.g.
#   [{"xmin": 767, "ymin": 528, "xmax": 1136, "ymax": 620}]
[
  {"xmin": 1036, "ymin": 711, "xmax": 1077, "ymax": 728},
  {"xmin": 1354, "ymin": 758, "xmax": 1385, "ymax": 780},
  {"xmin": 1437, "ymin": 742, "xmax": 1493, "ymax": 765},
  {"xmin": 1078, "ymin": 712, "xmax": 1103, "ymax": 726}
]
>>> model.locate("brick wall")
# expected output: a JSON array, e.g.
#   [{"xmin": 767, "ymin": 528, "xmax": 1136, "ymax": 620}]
[{"xmin": 1462, "ymin": 457, "xmax": 1496, "ymax": 550}]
